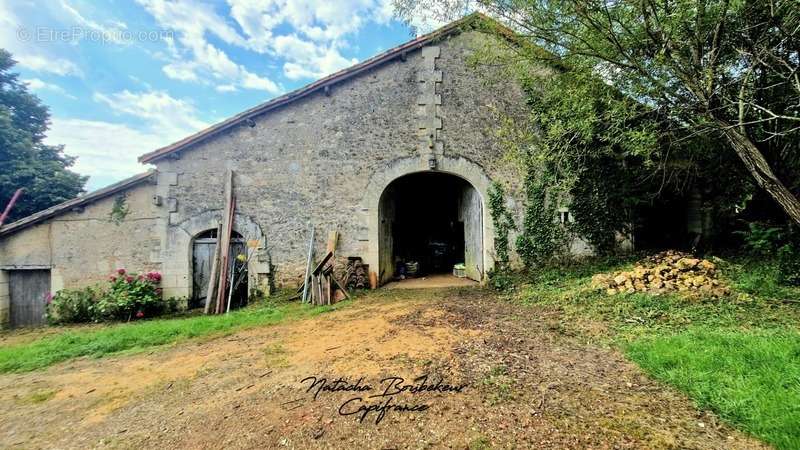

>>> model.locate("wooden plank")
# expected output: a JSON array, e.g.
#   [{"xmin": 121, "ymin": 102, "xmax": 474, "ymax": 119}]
[
  {"xmin": 331, "ymin": 275, "xmax": 351, "ymax": 300},
  {"xmin": 301, "ymin": 225, "xmax": 315, "ymax": 303},
  {"xmin": 202, "ymin": 224, "xmax": 222, "ymax": 314},
  {"xmin": 214, "ymin": 170, "xmax": 235, "ymax": 314},
  {"xmin": 326, "ymin": 230, "xmax": 338, "ymax": 254},
  {"xmin": 311, "ymin": 251, "xmax": 334, "ymax": 275},
  {"xmin": 218, "ymin": 196, "xmax": 236, "ymax": 313}
]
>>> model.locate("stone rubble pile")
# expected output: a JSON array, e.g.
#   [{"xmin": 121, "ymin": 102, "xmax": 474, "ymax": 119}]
[{"xmin": 591, "ymin": 250, "xmax": 731, "ymax": 297}]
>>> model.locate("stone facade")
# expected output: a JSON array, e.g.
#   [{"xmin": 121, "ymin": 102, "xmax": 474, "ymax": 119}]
[
  {"xmin": 152, "ymin": 29, "xmax": 533, "ymax": 292},
  {"xmin": 0, "ymin": 24, "xmax": 585, "ymax": 327},
  {"xmin": 0, "ymin": 178, "xmax": 161, "ymax": 325}
]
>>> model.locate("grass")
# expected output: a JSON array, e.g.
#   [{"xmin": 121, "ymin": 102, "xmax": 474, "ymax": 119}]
[
  {"xmin": 515, "ymin": 254, "xmax": 800, "ymax": 449},
  {"xmin": 0, "ymin": 291, "xmax": 350, "ymax": 374},
  {"xmin": 627, "ymin": 328, "xmax": 800, "ymax": 450}
]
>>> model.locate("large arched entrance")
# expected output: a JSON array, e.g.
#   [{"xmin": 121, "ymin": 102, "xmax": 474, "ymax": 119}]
[{"xmin": 378, "ymin": 171, "xmax": 484, "ymax": 284}]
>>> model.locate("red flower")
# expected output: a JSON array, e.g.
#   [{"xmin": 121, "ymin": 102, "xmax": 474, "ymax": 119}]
[
  {"xmin": 155, "ymin": 288, "xmax": 163, "ymax": 296},
  {"xmin": 117, "ymin": 268, "xmax": 126, "ymax": 275},
  {"xmin": 135, "ymin": 311, "xmax": 144, "ymax": 318},
  {"xmin": 145, "ymin": 271, "xmax": 162, "ymax": 282},
  {"xmin": 137, "ymin": 274, "xmax": 144, "ymax": 280},
  {"xmin": 125, "ymin": 275, "xmax": 134, "ymax": 283},
  {"xmin": 109, "ymin": 275, "xmax": 117, "ymax": 282},
  {"xmin": 44, "ymin": 292, "xmax": 53, "ymax": 304}
]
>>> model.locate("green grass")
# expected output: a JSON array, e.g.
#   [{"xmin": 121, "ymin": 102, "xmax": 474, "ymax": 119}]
[
  {"xmin": 0, "ymin": 292, "xmax": 349, "ymax": 373},
  {"xmin": 515, "ymin": 254, "xmax": 800, "ymax": 449},
  {"xmin": 627, "ymin": 328, "xmax": 800, "ymax": 450}
]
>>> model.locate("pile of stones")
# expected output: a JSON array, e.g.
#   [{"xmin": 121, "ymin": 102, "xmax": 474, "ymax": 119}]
[{"xmin": 591, "ymin": 250, "xmax": 731, "ymax": 297}]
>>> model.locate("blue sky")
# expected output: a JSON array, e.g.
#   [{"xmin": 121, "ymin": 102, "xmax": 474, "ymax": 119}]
[{"xmin": 0, "ymin": 0, "xmax": 443, "ymax": 190}]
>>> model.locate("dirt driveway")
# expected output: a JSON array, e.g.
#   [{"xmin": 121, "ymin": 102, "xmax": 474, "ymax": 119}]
[{"xmin": 0, "ymin": 288, "xmax": 766, "ymax": 449}]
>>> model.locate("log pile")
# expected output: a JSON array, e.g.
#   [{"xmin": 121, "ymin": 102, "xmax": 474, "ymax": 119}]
[
  {"xmin": 343, "ymin": 257, "xmax": 369, "ymax": 290},
  {"xmin": 591, "ymin": 250, "xmax": 731, "ymax": 297}
]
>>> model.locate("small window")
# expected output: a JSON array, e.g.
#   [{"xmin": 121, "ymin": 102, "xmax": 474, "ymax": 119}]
[{"xmin": 559, "ymin": 211, "xmax": 570, "ymax": 224}]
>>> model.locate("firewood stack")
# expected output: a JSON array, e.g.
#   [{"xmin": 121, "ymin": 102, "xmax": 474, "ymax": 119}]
[{"xmin": 344, "ymin": 257, "xmax": 369, "ymax": 290}]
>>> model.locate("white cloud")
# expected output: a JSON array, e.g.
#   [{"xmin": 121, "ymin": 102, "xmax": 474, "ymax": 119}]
[
  {"xmin": 48, "ymin": 89, "xmax": 213, "ymax": 189},
  {"xmin": 226, "ymin": 0, "xmax": 387, "ymax": 79},
  {"xmin": 58, "ymin": 0, "xmax": 128, "ymax": 44},
  {"xmin": 45, "ymin": 118, "xmax": 164, "ymax": 189},
  {"xmin": 14, "ymin": 54, "xmax": 83, "ymax": 77},
  {"xmin": 92, "ymin": 89, "xmax": 209, "ymax": 141},
  {"xmin": 136, "ymin": 0, "xmax": 281, "ymax": 93},
  {"xmin": 22, "ymin": 78, "xmax": 77, "ymax": 99},
  {"xmin": 271, "ymin": 34, "xmax": 357, "ymax": 80},
  {"xmin": 0, "ymin": 0, "xmax": 85, "ymax": 77},
  {"xmin": 136, "ymin": 0, "xmax": 400, "ymax": 86},
  {"xmin": 215, "ymin": 84, "xmax": 237, "ymax": 92}
]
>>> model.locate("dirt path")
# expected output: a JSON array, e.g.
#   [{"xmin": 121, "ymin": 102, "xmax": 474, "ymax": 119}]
[{"xmin": 0, "ymin": 288, "xmax": 766, "ymax": 449}]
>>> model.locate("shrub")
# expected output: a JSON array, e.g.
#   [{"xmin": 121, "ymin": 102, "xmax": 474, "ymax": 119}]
[
  {"xmin": 735, "ymin": 222, "xmax": 784, "ymax": 255},
  {"xmin": 46, "ymin": 287, "xmax": 98, "ymax": 324},
  {"xmin": 45, "ymin": 269, "xmax": 174, "ymax": 324},
  {"xmin": 778, "ymin": 243, "xmax": 800, "ymax": 286}
]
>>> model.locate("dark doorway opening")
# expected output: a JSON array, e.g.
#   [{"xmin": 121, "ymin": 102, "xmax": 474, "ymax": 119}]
[
  {"xmin": 379, "ymin": 172, "xmax": 483, "ymax": 283},
  {"xmin": 191, "ymin": 229, "xmax": 248, "ymax": 309}
]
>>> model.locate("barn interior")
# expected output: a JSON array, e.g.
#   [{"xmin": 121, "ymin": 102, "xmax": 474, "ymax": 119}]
[{"xmin": 379, "ymin": 172, "xmax": 483, "ymax": 283}]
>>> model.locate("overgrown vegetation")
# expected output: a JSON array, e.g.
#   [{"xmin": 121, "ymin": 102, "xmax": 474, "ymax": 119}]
[
  {"xmin": 1, "ymin": 291, "xmax": 348, "ymax": 373},
  {"xmin": 515, "ymin": 255, "xmax": 800, "ymax": 449},
  {"xmin": 487, "ymin": 181, "xmax": 515, "ymax": 268},
  {"xmin": 108, "ymin": 193, "xmax": 129, "ymax": 224},
  {"xmin": 515, "ymin": 169, "xmax": 566, "ymax": 267},
  {"xmin": 47, "ymin": 269, "xmax": 176, "ymax": 324}
]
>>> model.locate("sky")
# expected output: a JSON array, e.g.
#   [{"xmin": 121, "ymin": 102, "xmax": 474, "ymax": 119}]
[{"xmin": 0, "ymin": 0, "xmax": 443, "ymax": 190}]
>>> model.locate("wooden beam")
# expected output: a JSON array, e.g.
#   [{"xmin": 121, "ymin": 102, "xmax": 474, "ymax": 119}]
[
  {"xmin": 301, "ymin": 225, "xmax": 315, "ymax": 303},
  {"xmin": 311, "ymin": 251, "xmax": 334, "ymax": 275}
]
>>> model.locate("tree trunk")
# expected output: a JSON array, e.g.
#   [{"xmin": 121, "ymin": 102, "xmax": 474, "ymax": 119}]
[{"xmin": 717, "ymin": 120, "xmax": 800, "ymax": 225}]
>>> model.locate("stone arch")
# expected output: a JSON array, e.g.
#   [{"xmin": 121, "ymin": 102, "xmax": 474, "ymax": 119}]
[
  {"xmin": 161, "ymin": 210, "xmax": 268, "ymax": 302},
  {"xmin": 363, "ymin": 156, "xmax": 495, "ymax": 285}
]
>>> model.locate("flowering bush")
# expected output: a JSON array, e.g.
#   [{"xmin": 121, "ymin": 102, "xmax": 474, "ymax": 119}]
[
  {"xmin": 46, "ymin": 269, "xmax": 176, "ymax": 324},
  {"xmin": 46, "ymin": 287, "xmax": 98, "ymax": 324}
]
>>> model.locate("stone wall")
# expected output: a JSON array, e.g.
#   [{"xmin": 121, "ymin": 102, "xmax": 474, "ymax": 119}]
[
  {"xmin": 0, "ymin": 180, "xmax": 162, "ymax": 326},
  {"xmin": 154, "ymin": 30, "xmax": 529, "ymax": 289}
]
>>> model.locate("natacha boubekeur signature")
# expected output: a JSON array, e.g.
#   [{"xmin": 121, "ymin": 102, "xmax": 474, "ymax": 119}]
[{"xmin": 295, "ymin": 374, "xmax": 468, "ymax": 424}]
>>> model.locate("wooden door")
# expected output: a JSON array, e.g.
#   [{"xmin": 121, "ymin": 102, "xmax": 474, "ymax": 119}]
[
  {"xmin": 192, "ymin": 237, "xmax": 248, "ymax": 309},
  {"xmin": 192, "ymin": 238, "xmax": 216, "ymax": 309},
  {"xmin": 9, "ymin": 270, "xmax": 50, "ymax": 327},
  {"xmin": 460, "ymin": 186, "xmax": 484, "ymax": 281}
]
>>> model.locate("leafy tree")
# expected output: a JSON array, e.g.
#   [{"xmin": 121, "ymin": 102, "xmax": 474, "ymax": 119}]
[
  {"xmin": 0, "ymin": 49, "xmax": 86, "ymax": 223},
  {"xmin": 395, "ymin": 1, "xmax": 800, "ymax": 225}
]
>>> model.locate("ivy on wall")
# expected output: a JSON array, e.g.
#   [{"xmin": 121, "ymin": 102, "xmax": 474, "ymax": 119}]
[
  {"xmin": 109, "ymin": 194, "xmax": 129, "ymax": 225},
  {"xmin": 487, "ymin": 181, "xmax": 516, "ymax": 268},
  {"xmin": 567, "ymin": 158, "xmax": 635, "ymax": 255},
  {"xmin": 515, "ymin": 168, "xmax": 568, "ymax": 268}
]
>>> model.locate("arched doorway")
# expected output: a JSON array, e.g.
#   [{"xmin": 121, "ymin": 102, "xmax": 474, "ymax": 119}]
[
  {"xmin": 378, "ymin": 172, "xmax": 484, "ymax": 284},
  {"xmin": 191, "ymin": 229, "xmax": 248, "ymax": 309}
]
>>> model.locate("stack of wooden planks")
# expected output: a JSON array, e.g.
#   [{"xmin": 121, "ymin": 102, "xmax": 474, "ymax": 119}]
[
  {"xmin": 296, "ymin": 228, "xmax": 350, "ymax": 305},
  {"xmin": 204, "ymin": 169, "xmax": 238, "ymax": 315}
]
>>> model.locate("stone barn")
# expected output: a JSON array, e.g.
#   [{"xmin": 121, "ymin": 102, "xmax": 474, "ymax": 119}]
[{"xmin": 0, "ymin": 14, "xmax": 587, "ymax": 328}]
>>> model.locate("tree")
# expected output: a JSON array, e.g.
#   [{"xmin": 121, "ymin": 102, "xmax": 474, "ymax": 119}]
[
  {"xmin": 0, "ymin": 49, "xmax": 86, "ymax": 223},
  {"xmin": 395, "ymin": 1, "xmax": 800, "ymax": 225}
]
